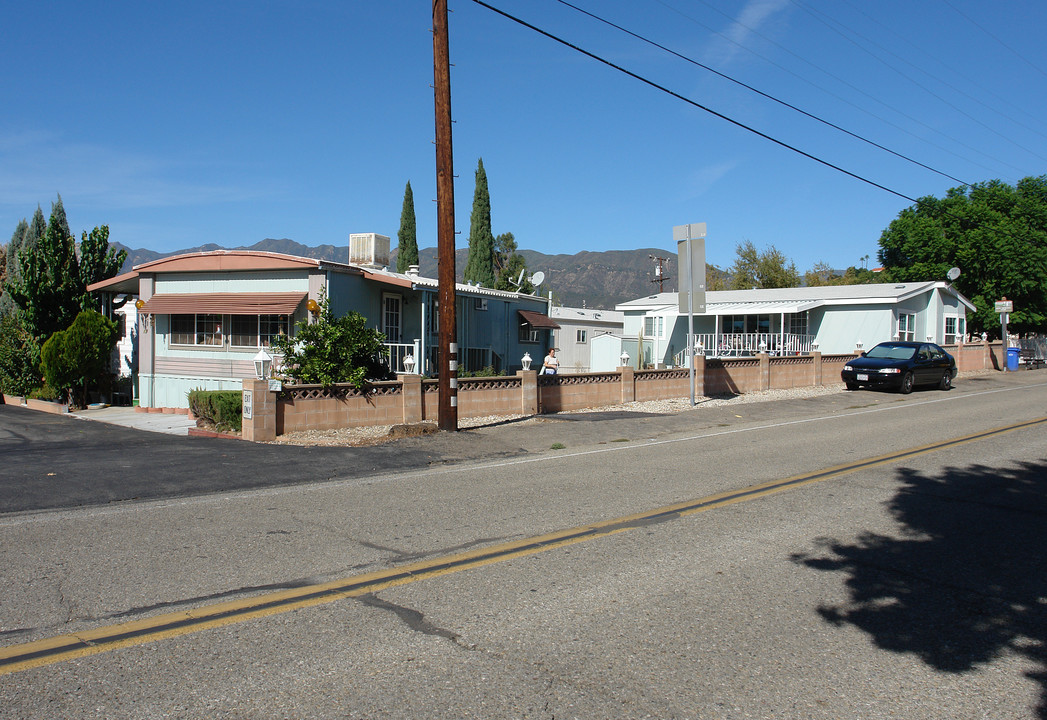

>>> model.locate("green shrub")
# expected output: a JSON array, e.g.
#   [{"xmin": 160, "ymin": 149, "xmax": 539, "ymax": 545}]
[
  {"xmin": 459, "ymin": 365, "xmax": 502, "ymax": 378},
  {"xmin": 28, "ymin": 383, "xmax": 63, "ymax": 402},
  {"xmin": 188, "ymin": 389, "xmax": 243, "ymax": 432}
]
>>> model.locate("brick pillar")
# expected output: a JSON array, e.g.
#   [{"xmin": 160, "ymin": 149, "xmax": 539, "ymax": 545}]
[
  {"xmin": 400, "ymin": 373, "xmax": 423, "ymax": 423},
  {"xmin": 694, "ymin": 353, "xmax": 705, "ymax": 398},
  {"xmin": 242, "ymin": 379, "xmax": 276, "ymax": 442},
  {"xmin": 758, "ymin": 352, "xmax": 770, "ymax": 391},
  {"xmin": 619, "ymin": 366, "xmax": 635, "ymax": 403},
  {"xmin": 813, "ymin": 351, "xmax": 822, "ymax": 386},
  {"xmin": 518, "ymin": 370, "xmax": 538, "ymax": 415}
]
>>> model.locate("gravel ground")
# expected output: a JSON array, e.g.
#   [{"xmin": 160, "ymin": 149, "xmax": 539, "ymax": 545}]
[{"xmin": 267, "ymin": 381, "xmax": 851, "ymax": 447}]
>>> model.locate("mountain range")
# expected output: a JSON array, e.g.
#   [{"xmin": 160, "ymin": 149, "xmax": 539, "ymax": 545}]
[{"xmin": 114, "ymin": 238, "xmax": 725, "ymax": 310}]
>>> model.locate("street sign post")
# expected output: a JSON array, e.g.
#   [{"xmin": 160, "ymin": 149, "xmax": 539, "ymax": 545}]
[
  {"xmin": 997, "ymin": 298, "xmax": 1014, "ymax": 369},
  {"xmin": 675, "ymin": 222, "xmax": 707, "ymax": 406}
]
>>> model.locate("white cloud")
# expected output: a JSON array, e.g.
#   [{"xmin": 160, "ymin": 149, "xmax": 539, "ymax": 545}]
[{"xmin": 705, "ymin": 0, "xmax": 792, "ymax": 67}]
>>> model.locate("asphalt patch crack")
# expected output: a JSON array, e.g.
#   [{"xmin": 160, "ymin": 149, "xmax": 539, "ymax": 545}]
[{"xmin": 358, "ymin": 593, "xmax": 476, "ymax": 650}]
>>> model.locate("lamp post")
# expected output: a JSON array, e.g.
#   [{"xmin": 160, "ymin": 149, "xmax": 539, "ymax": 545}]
[
  {"xmin": 403, "ymin": 354, "xmax": 416, "ymax": 374},
  {"xmin": 521, "ymin": 352, "xmax": 532, "ymax": 371},
  {"xmin": 620, "ymin": 350, "xmax": 630, "ymax": 367},
  {"xmin": 253, "ymin": 349, "xmax": 272, "ymax": 380}
]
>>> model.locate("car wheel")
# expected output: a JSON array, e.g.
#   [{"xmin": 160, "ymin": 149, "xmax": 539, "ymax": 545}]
[
  {"xmin": 845, "ymin": 381, "xmax": 859, "ymax": 391},
  {"xmin": 899, "ymin": 371, "xmax": 914, "ymax": 394},
  {"xmin": 938, "ymin": 371, "xmax": 952, "ymax": 391}
]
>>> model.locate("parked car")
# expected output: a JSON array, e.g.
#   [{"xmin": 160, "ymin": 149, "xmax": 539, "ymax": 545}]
[{"xmin": 841, "ymin": 341, "xmax": 956, "ymax": 393}]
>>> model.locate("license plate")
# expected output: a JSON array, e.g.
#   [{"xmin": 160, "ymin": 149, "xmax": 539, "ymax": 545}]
[{"xmin": 856, "ymin": 373, "xmax": 869, "ymax": 381}]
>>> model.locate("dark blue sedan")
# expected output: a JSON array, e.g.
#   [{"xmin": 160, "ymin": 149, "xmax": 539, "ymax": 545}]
[{"xmin": 841, "ymin": 341, "xmax": 957, "ymax": 393}]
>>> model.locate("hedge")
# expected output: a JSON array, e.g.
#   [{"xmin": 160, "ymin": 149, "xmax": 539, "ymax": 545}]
[{"xmin": 188, "ymin": 390, "xmax": 243, "ymax": 432}]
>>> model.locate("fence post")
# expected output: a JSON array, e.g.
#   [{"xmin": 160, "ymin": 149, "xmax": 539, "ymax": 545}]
[
  {"xmin": 619, "ymin": 365, "xmax": 635, "ymax": 403},
  {"xmin": 400, "ymin": 373, "xmax": 423, "ymax": 424},
  {"xmin": 519, "ymin": 370, "xmax": 538, "ymax": 415},
  {"xmin": 695, "ymin": 353, "xmax": 705, "ymax": 397},
  {"xmin": 813, "ymin": 351, "xmax": 822, "ymax": 386},
  {"xmin": 758, "ymin": 352, "xmax": 770, "ymax": 390},
  {"xmin": 242, "ymin": 378, "xmax": 276, "ymax": 442}
]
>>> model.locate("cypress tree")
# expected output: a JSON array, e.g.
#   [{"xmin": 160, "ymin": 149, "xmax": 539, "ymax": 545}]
[
  {"xmin": 8, "ymin": 197, "xmax": 83, "ymax": 341},
  {"xmin": 77, "ymin": 224, "xmax": 126, "ymax": 311},
  {"xmin": 396, "ymin": 181, "xmax": 419, "ymax": 273},
  {"xmin": 464, "ymin": 158, "xmax": 496, "ymax": 287}
]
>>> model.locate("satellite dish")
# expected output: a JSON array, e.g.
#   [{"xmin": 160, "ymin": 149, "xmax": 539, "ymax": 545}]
[
  {"xmin": 947, "ymin": 267, "xmax": 961, "ymax": 281},
  {"xmin": 515, "ymin": 268, "xmax": 526, "ymax": 287},
  {"xmin": 530, "ymin": 271, "xmax": 545, "ymax": 287}
]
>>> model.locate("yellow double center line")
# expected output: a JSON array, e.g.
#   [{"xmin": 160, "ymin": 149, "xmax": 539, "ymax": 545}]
[{"xmin": 2, "ymin": 416, "xmax": 1043, "ymax": 675}]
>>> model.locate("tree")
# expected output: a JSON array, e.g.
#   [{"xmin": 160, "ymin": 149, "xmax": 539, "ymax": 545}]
[
  {"xmin": 76, "ymin": 224, "xmax": 126, "ymax": 311},
  {"xmin": 1, "ymin": 211, "xmax": 42, "ymax": 317},
  {"xmin": 396, "ymin": 181, "xmax": 419, "ymax": 273},
  {"xmin": 7, "ymin": 198, "xmax": 83, "ymax": 341},
  {"xmin": 269, "ymin": 290, "xmax": 388, "ymax": 389},
  {"xmin": 0, "ymin": 314, "xmax": 40, "ymax": 396},
  {"xmin": 39, "ymin": 309, "xmax": 118, "ymax": 408},
  {"xmin": 464, "ymin": 158, "xmax": 496, "ymax": 287},
  {"xmin": 494, "ymin": 231, "xmax": 534, "ymax": 293},
  {"xmin": 878, "ymin": 176, "xmax": 1047, "ymax": 333},
  {"xmin": 729, "ymin": 240, "xmax": 800, "ymax": 289}
]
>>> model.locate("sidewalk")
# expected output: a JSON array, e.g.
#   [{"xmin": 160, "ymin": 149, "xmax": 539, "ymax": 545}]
[{"xmin": 72, "ymin": 406, "xmax": 196, "ymax": 436}]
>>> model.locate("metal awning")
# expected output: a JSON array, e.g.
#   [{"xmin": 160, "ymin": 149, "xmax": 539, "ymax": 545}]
[
  {"xmin": 518, "ymin": 310, "xmax": 560, "ymax": 329},
  {"xmin": 704, "ymin": 299, "xmax": 823, "ymax": 315},
  {"xmin": 138, "ymin": 292, "xmax": 307, "ymax": 315}
]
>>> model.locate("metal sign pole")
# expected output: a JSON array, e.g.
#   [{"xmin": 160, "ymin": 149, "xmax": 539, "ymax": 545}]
[{"xmin": 675, "ymin": 223, "xmax": 707, "ymax": 407}]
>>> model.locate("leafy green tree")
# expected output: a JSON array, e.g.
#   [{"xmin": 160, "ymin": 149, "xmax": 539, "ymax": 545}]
[
  {"xmin": 729, "ymin": 240, "xmax": 800, "ymax": 289},
  {"xmin": 1, "ymin": 212, "xmax": 42, "ymax": 317},
  {"xmin": 76, "ymin": 225, "xmax": 126, "ymax": 311},
  {"xmin": 494, "ymin": 231, "xmax": 534, "ymax": 293},
  {"xmin": 396, "ymin": 181, "xmax": 419, "ymax": 273},
  {"xmin": 269, "ymin": 290, "xmax": 388, "ymax": 389},
  {"xmin": 464, "ymin": 158, "xmax": 496, "ymax": 287},
  {"xmin": 0, "ymin": 314, "xmax": 40, "ymax": 396},
  {"xmin": 40, "ymin": 310, "xmax": 117, "ymax": 408},
  {"xmin": 7, "ymin": 199, "xmax": 83, "ymax": 341},
  {"xmin": 878, "ymin": 176, "xmax": 1047, "ymax": 333}
]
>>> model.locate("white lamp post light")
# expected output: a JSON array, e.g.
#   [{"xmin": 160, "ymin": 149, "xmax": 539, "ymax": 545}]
[
  {"xmin": 403, "ymin": 354, "xmax": 416, "ymax": 374},
  {"xmin": 521, "ymin": 352, "xmax": 532, "ymax": 371},
  {"xmin": 620, "ymin": 350, "xmax": 630, "ymax": 366},
  {"xmin": 253, "ymin": 349, "xmax": 273, "ymax": 380}
]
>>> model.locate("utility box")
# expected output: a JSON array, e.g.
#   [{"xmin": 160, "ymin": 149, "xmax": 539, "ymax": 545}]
[{"xmin": 349, "ymin": 233, "xmax": 390, "ymax": 268}]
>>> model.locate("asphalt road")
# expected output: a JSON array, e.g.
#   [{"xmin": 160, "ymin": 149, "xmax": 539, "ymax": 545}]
[{"xmin": 1, "ymin": 372, "xmax": 1045, "ymax": 718}]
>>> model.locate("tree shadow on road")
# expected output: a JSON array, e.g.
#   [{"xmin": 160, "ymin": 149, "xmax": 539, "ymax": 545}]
[{"xmin": 794, "ymin": 459, "xmax": 1047, "ymax": 717}]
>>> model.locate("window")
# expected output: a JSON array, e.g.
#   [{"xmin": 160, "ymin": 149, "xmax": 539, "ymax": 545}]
[
  {"xmin": 171, "ymin": 315, "xmax": 195, "ymax": 345},
  {"xmin": 196, "ymin": 314, "xmax": 223, "ymax": 346},
  {"xmin": 230, "ymin": 315, "xmax": 258, "ymax": 347},
  {"xmin": 898, "ymin": 313, "xmax": 915, "ymax": 341},
  {"xmin": 643, "ymin": 316, "xmax": 664, "ymax": 338},
  {"xmin": 944, "ymin": 316, "xmax": 964, "ymax": 344},
  {"xmin": 230, "ymin": 315, "xmax": 290, "ymax": 348},
  {"xmin": 383, "ymin": 294, "xmax": 402, "ymax": 343},
  {"xmin": 788, "ymin": 312, "xmax": 808, "ymax": 336},
  {"xmin": 260, "ymin": 315, "xmax": 289, "ymax": 346},
  {"xmin": 576, "ymin": 329, "xmax": 587, "ymax": 343},
  {"xmin": 519, "ymin": 321, "xmax": 540, "ymax": 344}
]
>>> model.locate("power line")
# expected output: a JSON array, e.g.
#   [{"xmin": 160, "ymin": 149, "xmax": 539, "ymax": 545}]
[
  {"xmin": 464, "ymin": 0, "xmax": 1040, "ymax": 250},
  {"xmin": 555, "ymin": 0, "xmax": 971, "ymax": 186},
  {"xmin": 467, "ymin": 0, "xmax": 919, "ymax": 205},
  {"xmin": 658, "ymin": 0, "xmax": 1017, "ymax": 179}
]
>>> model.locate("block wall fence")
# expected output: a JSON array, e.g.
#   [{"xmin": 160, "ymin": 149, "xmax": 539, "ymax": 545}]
[{"xmin": 240, "ymin": 343, "xmax": 1005, "ymax": 441}]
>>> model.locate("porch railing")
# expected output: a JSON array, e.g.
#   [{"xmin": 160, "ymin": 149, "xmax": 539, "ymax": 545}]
[
  {"xmin": 673, "ymin": 332, "xmax": 816, "ymax": 365},
  {"xmin": 384, "ymin": 340, "xmax": 422, "ymax": 375}
]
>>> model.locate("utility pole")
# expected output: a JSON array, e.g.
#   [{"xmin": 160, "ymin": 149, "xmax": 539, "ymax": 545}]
[
  {"xmin": 433, "ymin": 0, "xmax": 458, "ymax": 430},
  {"xmin": 649, "ymin": 255, "xmax": 671, "ymax": 293}
]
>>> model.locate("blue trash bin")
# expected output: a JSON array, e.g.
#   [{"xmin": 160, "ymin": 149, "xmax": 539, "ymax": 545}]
[{"xmin": 1007, "ymin": 347, "xmax": 1020, "ymax": 371}]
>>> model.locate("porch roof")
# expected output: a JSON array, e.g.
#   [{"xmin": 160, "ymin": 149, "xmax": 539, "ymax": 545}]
[{"xmin": 518, "ymin": 310, "xmax": 560, "ymax": 329}]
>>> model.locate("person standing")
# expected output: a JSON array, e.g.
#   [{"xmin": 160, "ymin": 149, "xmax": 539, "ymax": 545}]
[{"xmin": 542, "ymin": 348, "xmax": 559, "ymax": 375}]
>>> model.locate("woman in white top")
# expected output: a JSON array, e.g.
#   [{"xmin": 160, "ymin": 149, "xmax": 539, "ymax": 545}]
[{"xmin": 542, "ymin": 348, "xmax": 559, "ymax": 375}]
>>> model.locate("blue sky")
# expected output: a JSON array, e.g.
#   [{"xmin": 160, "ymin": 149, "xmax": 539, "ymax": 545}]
[{"xmin": 3, "ymin": 0, "xmax": 1045, "ymax": 273}]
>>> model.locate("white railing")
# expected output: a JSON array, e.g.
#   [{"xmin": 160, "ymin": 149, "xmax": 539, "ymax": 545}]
[{"xmin": 674, "ymin": 333, "xmax": 816, "ymax": 365}]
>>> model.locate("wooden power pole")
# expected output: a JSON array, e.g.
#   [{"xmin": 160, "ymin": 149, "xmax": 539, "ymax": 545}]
[{"xmin": 433, "ymin": 0, "xmax": 459, "ymax": 431}]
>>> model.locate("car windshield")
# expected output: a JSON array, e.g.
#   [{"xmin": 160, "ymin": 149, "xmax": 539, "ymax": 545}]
[{"xmin": 865, "ymin": 344, "xmax": 916, "ymax": 360}]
